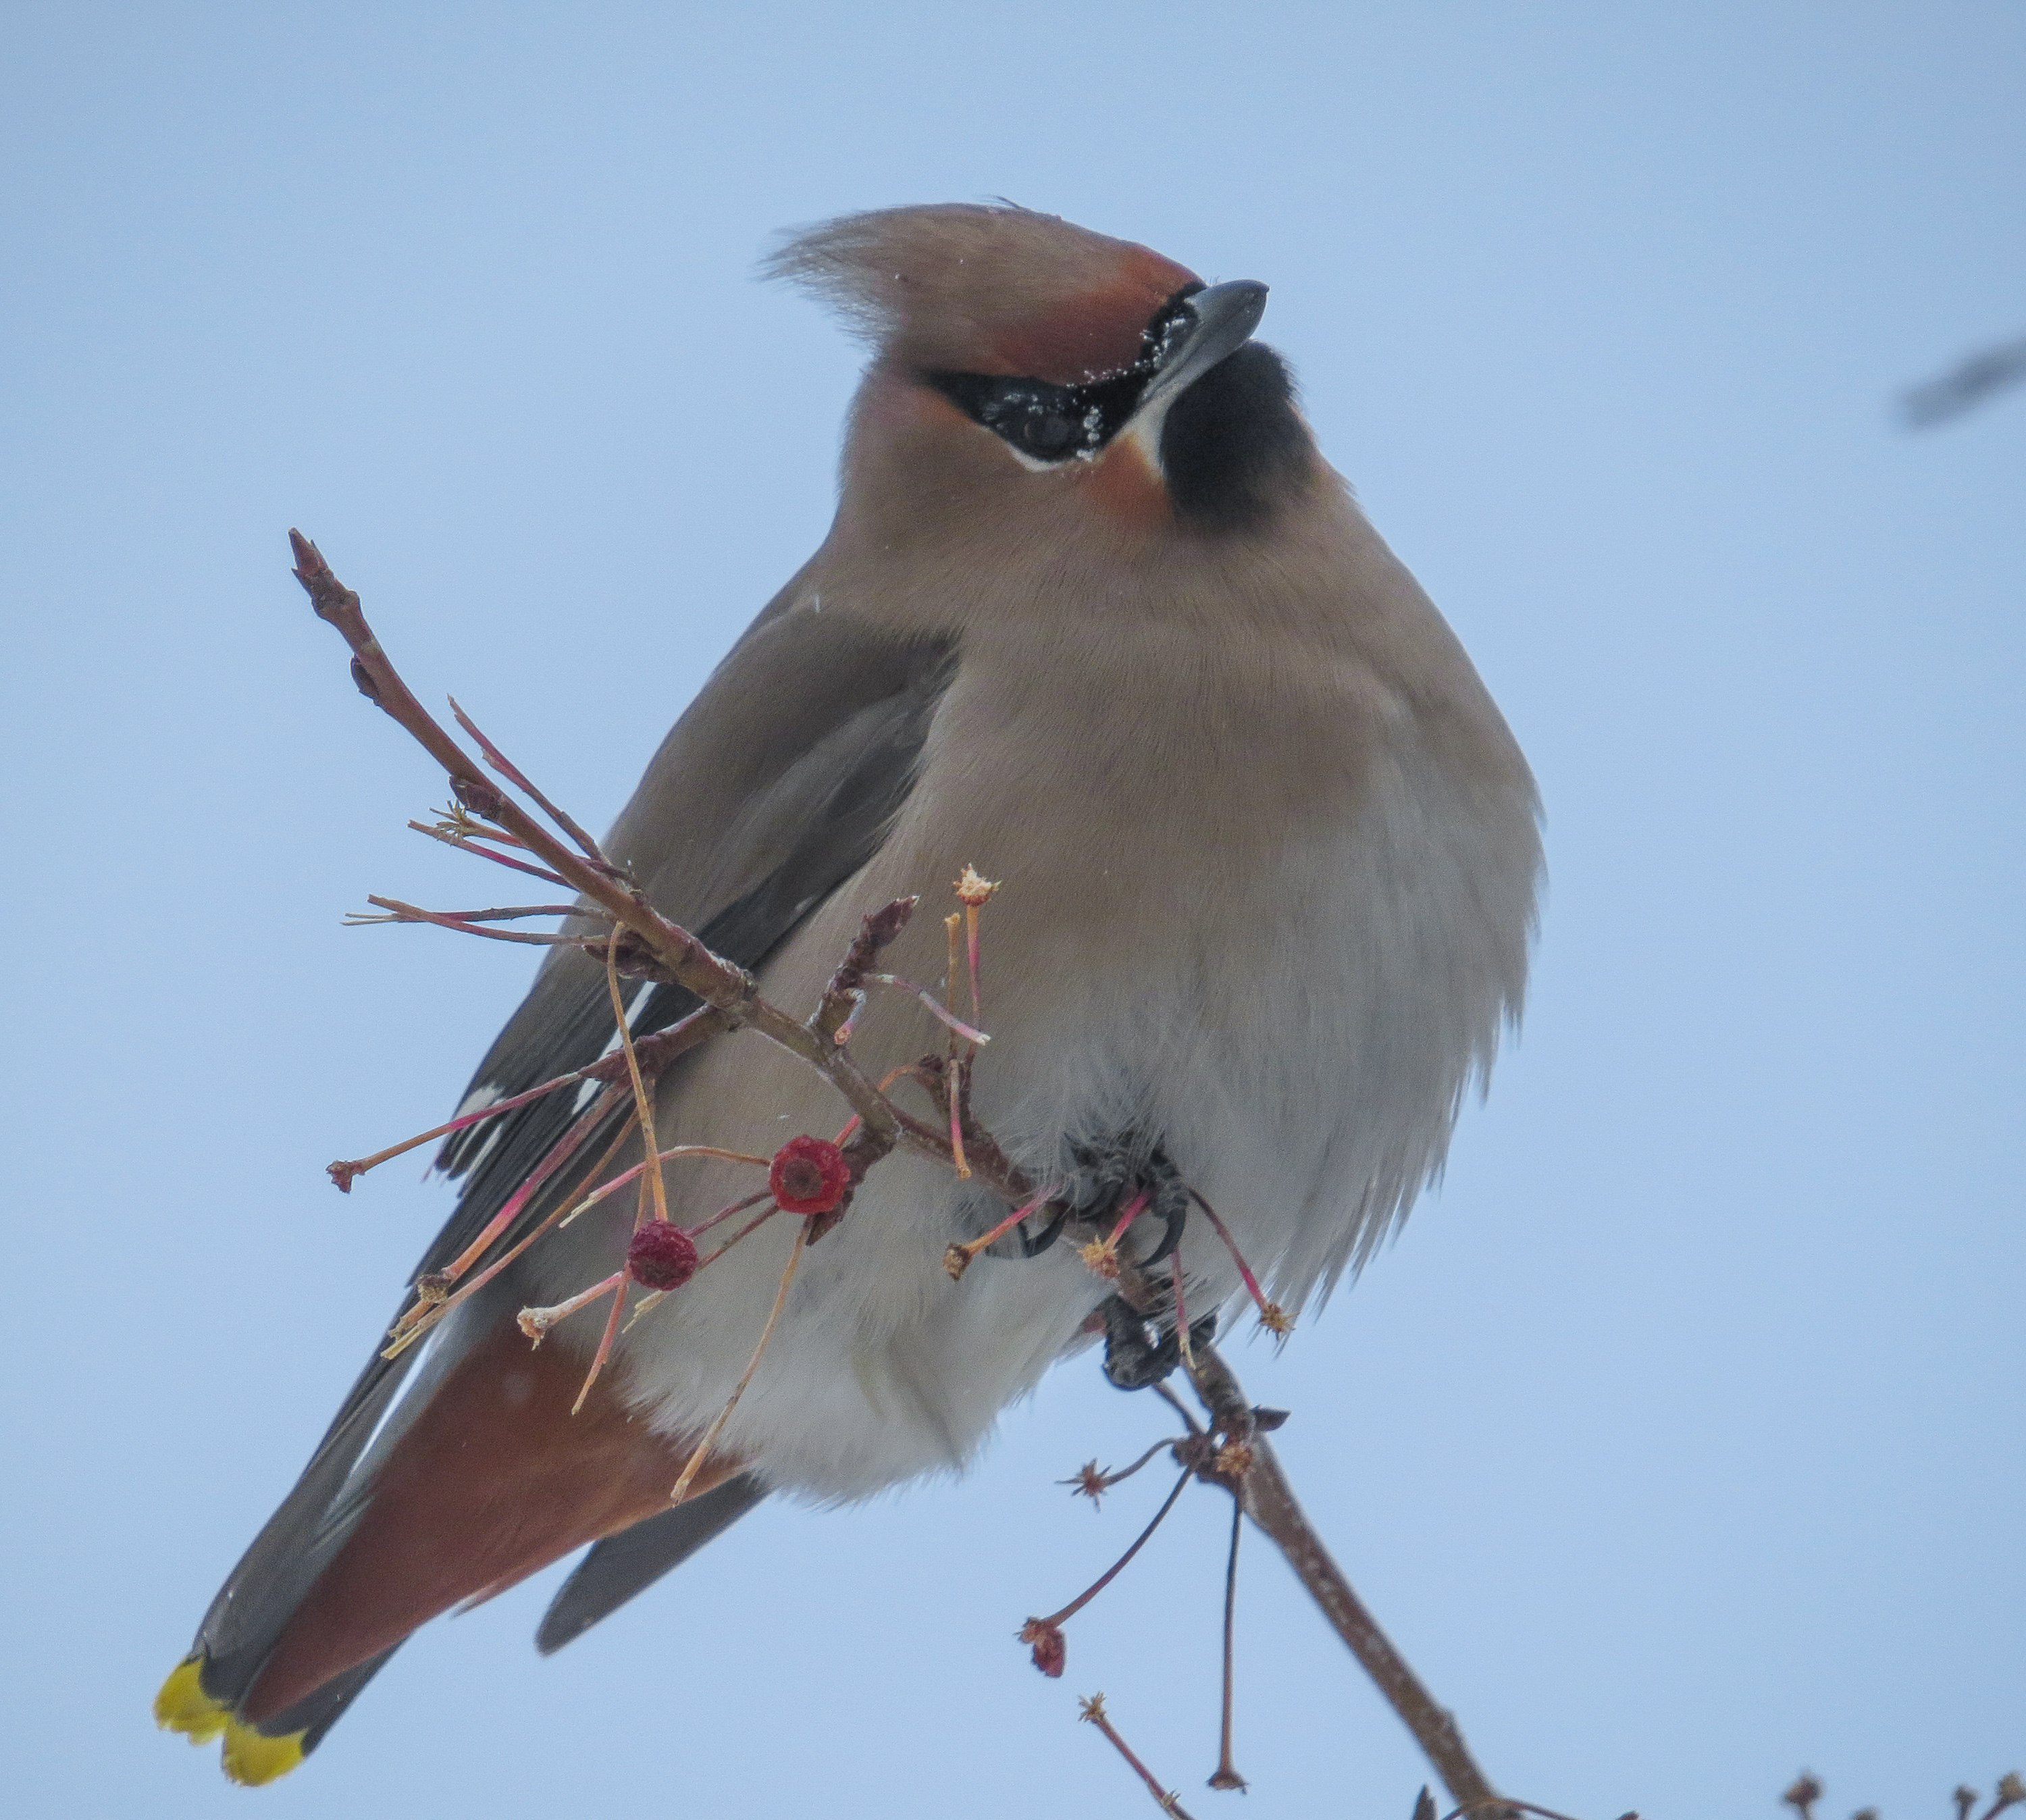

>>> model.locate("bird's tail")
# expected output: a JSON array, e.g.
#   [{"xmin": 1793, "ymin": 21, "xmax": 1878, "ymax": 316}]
[{"xmin": 154, "ymin": 1305, "xmax": 738, "ymax": 1784}]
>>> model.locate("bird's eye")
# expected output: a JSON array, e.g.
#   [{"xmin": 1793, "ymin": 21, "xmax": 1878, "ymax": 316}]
[{"xmin": 1011, "ymin": 405, "xmax": 1079, "ymax": 459}]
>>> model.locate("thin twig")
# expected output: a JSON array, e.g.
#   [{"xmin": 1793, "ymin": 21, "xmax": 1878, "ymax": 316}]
[
  {"xmin": 449, "ymin": 695, "xmax": 613, "ymax": 867},
  {"xmin": 406, "ymin": 818, "xmax": 569, "ymax": 885},
  {"xmin": 348, "ymin": 895, "xmax": 586, "ymax": 947},
  {"xmin": 864, "ymin": 973, "xmax": 991, "ymax": 1045},
  {"xmin": 1438, "ymin": 1800, "xmax": 1604, "ymax": 1820},
  {"xmin": 943, "ymin": 1185, "xmax": 1061, "ymax": 1280},
  {"xmin": 1208, "ymin": 1495, "xmax": 1246, "ymax": 1791},
  {"xmin": 1078, "ymin": 1693, "xmax": 1197, "ymax": 1819},
  {"xmin": 329, "ymin": 1003, "xmax": 725, "ymax": 1191},
  {"xmin": 670, "ymin": 1220, "xmax": 809, "ymax": 1503},
  {"xmin": 292, "ymin": 531, "xmax": 983, "ymax": 1178},
  {"xmin": 1036, "ymin": 1465, "xmax": 1193, "ymax": 1632},
  {"xmin": 1153, "ymin": 1381, "xmax": 1203, "ymax": 1436},
  {"xmin": 1184, "ymin": 1341, "xmax": 1503, "ymax": 1815},
  {"xmin": 605, "ymin": 928, "xmax": 667, "ymax": 1227},
  {"xmin": 347, "ymin": 902, "xmax": 590, "ymax": 924},
  {"xmin": 1901, "ymin": 333, "xmax": 2026, "ymax": 427},
  {"xmin": 382, "ymin": 1083, "xmax": 629, "ymax": 1348},
  {"xmin": 1187, "ymin": 1188, "xmax": 1292, "ymax": 1335},
  {"xmin": 394, "ymin": 1112, "xmax": 642, "ymax": 1348},
  {"xmin": 555, "ymin": 1147, "xmax": 770, "ymax": 1230}
]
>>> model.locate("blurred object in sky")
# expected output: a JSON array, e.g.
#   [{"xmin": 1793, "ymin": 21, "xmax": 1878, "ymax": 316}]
[{"xmin": 1900, "ymin": 330, "xmax": 2026, "ymax": 427}]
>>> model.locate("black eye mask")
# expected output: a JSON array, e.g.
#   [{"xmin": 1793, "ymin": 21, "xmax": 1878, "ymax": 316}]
[{"xmin": 925, "ymin": 285, "xmax": 1203, "ymax": 465}]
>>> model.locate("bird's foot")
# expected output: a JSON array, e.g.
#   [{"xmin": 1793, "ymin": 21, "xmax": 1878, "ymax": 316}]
[
  {"xmin": 1097, "ymin": 1293, "xmax": 1218, "ymax": 1391},
  {"xmin": 1064, "ymin": 1137, "xmax": 1191, "ymax": 1268}
]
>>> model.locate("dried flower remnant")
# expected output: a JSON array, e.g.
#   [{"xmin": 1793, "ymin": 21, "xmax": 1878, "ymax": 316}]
[
  {"xmin": 1020, "ymin": 1617, "xmax": 1067, "ymax": 1678},
  {"xmin": 626, "ymin": 1222, "xmax": 700, "ymax": 1291},
  {"xmin": 768, "ymin": 1135, "xmax": 851, "ymax": 1216},
  {"xmin": 1064, "ymin": 1461, "xmax": 1110, "ymax": 1504},
  {"xmin": 1079, "ymin": 1187, "xmax": 1152, "ymax": 1281},
  {"xmin": 1781, "ymin": 1775, "xmax": 1822, "ymax": 1820},
  {"xmin": 516, "ymin": 1273, "xmax": 624, "ymax": 1346},
  {"xmin": 1211, "ymin": 1440, "xmax": 1253, "ymax": 1482},
  {"xmin": 954, "ymin": 864, "xmax": 1000, "ymax": 908},
  {"xmin": 1059, "ymin": 1438, "xmax": 1179, "ymax": 1509}
]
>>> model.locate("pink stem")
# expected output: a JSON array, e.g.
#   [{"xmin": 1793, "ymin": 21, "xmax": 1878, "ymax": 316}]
[
  {"xmin": 433, "ymin": 1084, "xmax": 623, "ymax": 1284},
  {"xmin": 331, "ymin": 1065, "xmax": 610, "ymax": 1187},
  {"xmin": 966, "ymin": 1185, "xmax": 1061, "ymax": 1255},
  {"xmin": 1188, "ymin": 1189, "xmax": 1274, "ymax": 1320},
  {"xmin": 571, "ymin": 1272, "xmax": 631, "ymax": 1414},
  {"xmin": 1041, "ymin": 1465, "xmax": 1193, "ymax": 1629},
  {"xmin": 965, "ymin": 906, "xmax": 983, "ymax": 1038},
  {"xmin": 867, "ymin": 974, "xmax": 991, "ymax": 1046},
  {"xmin": 407, "ymin": 818, "xmax": 568, "ymax": 885},
  {"xmin": 519, "ymin": 1270, "xmax": 622, "ymax": 1341},
  {"xmin": 449, "ymin": 696, "xmax": 613, "ymax": 868},
  {"xmin": 684, "ymin": 1189, "xmax": 776, "ymax": 1241},
  {"xmin": 559, "ymin": 1149, "xmax": 770, "ymax": 1230},
  {"xmin": 1171, "ymin": 1251, "xmax": 1195, "ymax": 1370},
  {"xmin": 353, "ymin": 896, "xmax": 581, "ymax": 947},
  {"xmin": 1106, "ymin": 1188, "xmax": 1152, "ymax": 1249}
]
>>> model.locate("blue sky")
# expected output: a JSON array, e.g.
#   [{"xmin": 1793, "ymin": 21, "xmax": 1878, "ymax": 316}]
[{"xmin": 2, "ymin": 5, "xmax": 2021, "ymax": 1817}]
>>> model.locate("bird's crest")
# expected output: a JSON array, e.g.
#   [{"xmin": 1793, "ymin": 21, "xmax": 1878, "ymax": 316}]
[{"xmin": 764, "ymin": 203, "xmax": 1199, "ymax": 386}]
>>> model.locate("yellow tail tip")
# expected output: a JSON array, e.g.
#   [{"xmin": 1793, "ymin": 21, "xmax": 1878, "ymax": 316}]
[
  {"xmin": 154, "ymin": 1659, "xmax": 228, "ymax": 1743},
  {"xmin": 155, "ymin": 1657, "xmax": 308, "ymax": 1786},
  {"xmin": 220, "ymin": 1724, "xmax": 306, "ymax": 1786}
]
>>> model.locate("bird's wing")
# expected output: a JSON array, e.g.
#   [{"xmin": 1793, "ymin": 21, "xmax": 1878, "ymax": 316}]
[
  {"xmin": 432, "ymin": 593, "xmax": 957, "ymax": 1273},
  {"xmin": 174, "ymin": 593, "xmax": 955, "ymax": 1730},
  {"xmin": 535, "ymin": 1472, "xmax": 770, "ymax": 1655}
]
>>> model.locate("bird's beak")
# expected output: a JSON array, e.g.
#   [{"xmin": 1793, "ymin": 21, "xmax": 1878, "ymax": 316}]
[{"xmin": 1134, "ymin": 280, "xmax": 1270, "ymax": 417}]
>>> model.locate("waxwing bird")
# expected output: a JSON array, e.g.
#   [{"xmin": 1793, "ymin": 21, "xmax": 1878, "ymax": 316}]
[{"xmin": 157, "ymin": 203, "xmax": 1541, "ymax": 1784}]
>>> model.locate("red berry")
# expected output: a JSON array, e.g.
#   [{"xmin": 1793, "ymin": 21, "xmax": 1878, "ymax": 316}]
[
  {"xmin": 626, "ymin": 1220, "xmax": 700, "ymax": 1291},
  {"xmin": 768, "ymin": 1135, "xmax": 851, "ymax": 1216}
]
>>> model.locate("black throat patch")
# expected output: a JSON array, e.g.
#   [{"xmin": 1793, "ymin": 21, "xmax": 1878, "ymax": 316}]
[{"xmin": 1158, "ymin": 342, "xmax": 1311, "ymax": 534}]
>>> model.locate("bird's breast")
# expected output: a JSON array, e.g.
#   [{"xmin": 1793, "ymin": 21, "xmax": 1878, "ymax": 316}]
[{"xmin": 596, "ymin": 593, "xmax": 1538, "ymax": 1501}]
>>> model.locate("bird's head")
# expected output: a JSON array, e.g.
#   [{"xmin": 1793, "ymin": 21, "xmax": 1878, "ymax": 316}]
[{"xmin": 766, "ymin": 204, "xmax": 1318, "ymax": 552}]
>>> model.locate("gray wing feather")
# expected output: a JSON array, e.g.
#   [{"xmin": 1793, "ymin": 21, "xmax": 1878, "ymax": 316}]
[
  {"xmin": 186, "ymin": 596, "xmax": 954, "ymax": 1712},
  {"xmin": 535, "ymin": 1474, "xmax": 769, "ymax": 1655}
]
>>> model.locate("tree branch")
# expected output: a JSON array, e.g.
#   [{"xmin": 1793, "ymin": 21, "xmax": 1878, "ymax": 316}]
[
  {"xmin": 1184, "ymin": 1341, "xmax": 1505, "ymax": 1815},
  {"xmin": 290, "ymin": 529, "xmax": 927, "ymax": 1160}
]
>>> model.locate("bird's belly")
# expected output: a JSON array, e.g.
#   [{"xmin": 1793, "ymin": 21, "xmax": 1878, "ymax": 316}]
[{"xmin": 572, "ymin": 728, "xmax": 1534, "ymax": 1502}]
